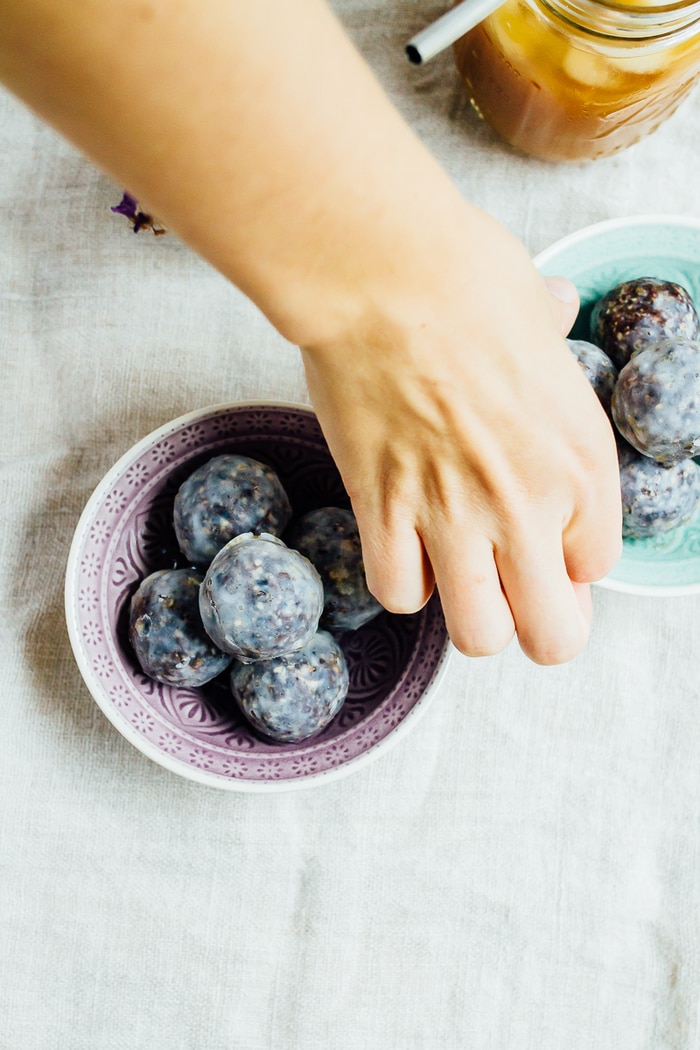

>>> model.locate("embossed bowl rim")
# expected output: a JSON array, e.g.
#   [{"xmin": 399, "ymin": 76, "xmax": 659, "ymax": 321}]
[
  {"xmin": 535, "ymin": 213, "xmax": 700, "ymax": 597},
  {"xmin": 64, "ymin": 400, "xmax": 453, "ymax": 792}
]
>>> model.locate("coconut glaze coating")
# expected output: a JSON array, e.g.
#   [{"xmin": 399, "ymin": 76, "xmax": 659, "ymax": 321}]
[
  {"xmin": 230, "ymin": 629, "xmax": 349, "ymax": 742},
  {"xmin": 285, "ymin": 507, "xmax": 383, "ymax": 631},
  {"xmin": 618, "ymin": 442, "xmax": 700, "ymax": 539},
  {"xmin": 611, "ymin": 339, "xmax": 700, "ymax": 465},
  {"xmin": 566, "ymin": 338, "xmax": 618, "ymax": 416},
  {"xmin": 129, "ymin": 568, "xmax": 233, "ymax": 686},
  {"xmin": 199, "ymin": 533, "xmax": 324, "ymax": 662},
  {"xmin": 173, "ymin": 454, "xmax": 292, "ymax": 565},
  {"xmin": 590, "ymin": 277, "xmax": 700, "ymax": 371}
]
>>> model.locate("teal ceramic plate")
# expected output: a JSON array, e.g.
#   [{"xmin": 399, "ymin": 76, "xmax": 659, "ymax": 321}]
[{"xmin": 535, "ymin": 214, "xmax": 700, "ymax": 596}]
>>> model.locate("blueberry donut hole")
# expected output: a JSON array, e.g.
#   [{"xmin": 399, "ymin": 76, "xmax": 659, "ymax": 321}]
[
  {"xmin": 173, "ymin": 453, "xmax": 291, "ymax": 565},
  {"xmin": 612, "ymin": 339, "xmax": 700, "ymax": 465},
  {"xmin": 129, "ymin": 568, "xmax": 233, "ymax": 685},
  {"xmin": 590, "ymin": 277, "xmax": 700, "ymax": 371},
  {"xmin": 199, "ymin": 533, "xmax": 324, "ymax": 662},
  {"xmin": 618, "ymin": 443, "xmax": 700, "ymax": 539},
  {"xmin": 566, "ymin": 338, "xmax": 618, "ymax": 416},
  {"xmin": 231, "ymin": 630, "xmax": 349, "ymax": 742},
  {"xmin": 285, "ymin": 507, "xmax": 383, "ymax": 631}
]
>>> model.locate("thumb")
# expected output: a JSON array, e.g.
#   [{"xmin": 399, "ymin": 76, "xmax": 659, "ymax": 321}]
[{"xmin": 544, "ymin": 275, "xmax": 580, "ymax": 336}]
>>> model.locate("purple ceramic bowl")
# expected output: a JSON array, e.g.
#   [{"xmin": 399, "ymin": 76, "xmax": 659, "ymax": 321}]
[{"xmin": 65, "ymin": 402, "xmax": 451, "ymax": 791}]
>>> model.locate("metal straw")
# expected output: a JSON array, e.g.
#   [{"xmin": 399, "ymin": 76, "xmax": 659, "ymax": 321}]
[{"xmin": 405, "ymin": 0, "xmax": 505, "ymax": 64}]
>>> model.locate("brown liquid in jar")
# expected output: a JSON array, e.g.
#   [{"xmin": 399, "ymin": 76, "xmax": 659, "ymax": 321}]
[{"xmin": 454, "ymin": 0, "xmax": 700, "ymax": 161}]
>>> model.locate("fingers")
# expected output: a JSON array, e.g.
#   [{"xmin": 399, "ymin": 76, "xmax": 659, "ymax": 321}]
[
  {"xmin": 356, "ymin": 508, "xmax": 435, "ymax": 614},
  {"xmin": 363, "ymin": 512, "xmax": 593, "ymax": 665},
  {"xmin": 422, "ymin": 530, "xmax": 515, "ymax": 657},
  {"xmin": 562, "ymin": 452, "xmax": 623, "ymax": 584},
  {"xmin": 564, "ymin": 507, "xmax": 623, "ymax": 584},
  {"xmin": 495, "ymin": 524, "xmax": 592, "ymax": 665},
  {"xmin": 543, "ymin": 274, "xmax": 580, "ymax": 336},
  {"xmin": 572, "ymin": 580, "xmax": 593, "ymax": 622},
  {"xmin": 351, "ymin": 426, "xmax": 618, "ymax": 665}
]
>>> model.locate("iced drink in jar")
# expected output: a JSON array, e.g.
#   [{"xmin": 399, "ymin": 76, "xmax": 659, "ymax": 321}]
[{"xmin": 453, "ymin": 0, "xmax": 700, "ymax": 161}]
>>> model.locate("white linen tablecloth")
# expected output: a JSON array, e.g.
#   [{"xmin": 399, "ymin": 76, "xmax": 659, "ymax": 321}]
[{"xmin": 3, "ymin": 2, "xmax": 700, "ymax": 1046}]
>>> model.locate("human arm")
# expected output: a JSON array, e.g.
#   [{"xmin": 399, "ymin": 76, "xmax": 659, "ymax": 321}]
[{"xmin": 0, "ymin": 0, "xmax": 622, "ymax": 663}]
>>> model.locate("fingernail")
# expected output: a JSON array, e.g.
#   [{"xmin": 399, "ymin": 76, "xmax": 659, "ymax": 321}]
[{"xmin": 544, "ymin": 275, "xmax": 579, "ymax": 303}]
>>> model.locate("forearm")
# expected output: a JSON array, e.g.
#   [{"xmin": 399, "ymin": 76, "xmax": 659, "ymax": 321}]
[{"xmin": 0, "ymin": 0, "xmax": 480, "ymax": 345}]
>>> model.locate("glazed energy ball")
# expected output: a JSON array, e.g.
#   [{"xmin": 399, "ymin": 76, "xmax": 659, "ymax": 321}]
[
  {"xmin": 618, "ymin": 443, "xmax": 700, "ymax": 539},
  {"xmin": 129, "ymin": 568, "xmax": 233, "ymax": 686},
  {"xmin": 611, "ymin": 339, "xmax": 700, "ymax": 465},
  {"xmin": 285, "ymin": 507, "xmax": 383, "ymax": 631},
  {"xmin": 173, "ymin": 454, "xmax": 291, "ymax": 565},
  {"xmin": 199, "ymin": 533, "xmax": 324, "ymax": 662},
  {"xmin": 230, "ymin": 630, "xmax": 349, "ymax": 742},
  {"xmin": 590, "ymin": 277, "xmax": 700, "ymax": 370},
  {"xmin": 566, "ymin": 338, "xmax": 618, "ymax": 415}
]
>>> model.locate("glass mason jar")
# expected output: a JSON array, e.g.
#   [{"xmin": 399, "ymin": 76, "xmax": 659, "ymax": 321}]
[{"xmin": 453, "ymin": 0, "xmax": 700, "ymax": 161}]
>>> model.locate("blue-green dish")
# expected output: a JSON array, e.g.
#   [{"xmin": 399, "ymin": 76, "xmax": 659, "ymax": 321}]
[{"xmin": 535, "ymin": 214, "xmax": 700, "ymax": 596}]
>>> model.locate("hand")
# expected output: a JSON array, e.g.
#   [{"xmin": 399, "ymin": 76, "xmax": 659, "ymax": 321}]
[{"xmin": 301, "ymin": 212, "xmax": 622, "ymax": 665}]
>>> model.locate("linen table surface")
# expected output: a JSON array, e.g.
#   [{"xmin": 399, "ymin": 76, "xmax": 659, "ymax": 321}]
[{"xmin": 2, "ymin": 2, "xmax": 700, "ymax": 1047}]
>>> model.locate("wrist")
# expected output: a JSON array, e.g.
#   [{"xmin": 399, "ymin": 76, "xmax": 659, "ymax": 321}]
[{"xmin": 286, "ymin": 202, "xmax": 538, "ymax": 357}]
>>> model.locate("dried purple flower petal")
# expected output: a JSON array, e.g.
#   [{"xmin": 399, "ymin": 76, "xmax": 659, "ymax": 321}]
[
  {"xmin": 111, "ymin": 191, "xmax": 166, "ymax": 235},
  {"xmin": 111, "ymin": 191, "xmax": 139, "ymax": 220}
]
